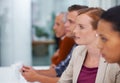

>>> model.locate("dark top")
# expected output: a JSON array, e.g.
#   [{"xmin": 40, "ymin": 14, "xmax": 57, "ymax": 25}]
[{"xmin": 77, "ymin": 65, "xmax": 98, "ymax": 83}]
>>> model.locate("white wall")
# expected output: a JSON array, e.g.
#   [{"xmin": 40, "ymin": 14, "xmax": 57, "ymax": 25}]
[
  {"xmin": 100, "ymin": 0, "xmax": 117, "ymax": 10},
  {"xmin": 86, "ymin": 0, "xmax": 118, "ymax": 10},
  {"xmin": 0, "ymin": 0, "xmax": 32, "ymax": 66}
]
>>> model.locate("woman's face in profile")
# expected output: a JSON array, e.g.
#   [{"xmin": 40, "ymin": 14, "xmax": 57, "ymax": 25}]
[
  {"xmin": 97, "ymin": 19, "xmax": 120, "ymax": 64},
  {"xmin": 73, "ymin": 14, "xmax": 97, "ymax": 45}
]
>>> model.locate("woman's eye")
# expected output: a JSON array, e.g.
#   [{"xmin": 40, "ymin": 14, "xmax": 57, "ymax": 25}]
[
  {"xmin": 79, "ymin": 25, "xmax": 84, "ymax": 29},
  {"xmin": 69, "ymin": 20, "xmax": 73, "ymax": 24},
  {"xmin": 100, "ymin": 37, "xmax": 107, "ymax": 42}
]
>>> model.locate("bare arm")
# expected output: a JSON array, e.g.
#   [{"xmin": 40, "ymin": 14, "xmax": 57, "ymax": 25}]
[
  {"xmin": 21, "ymin": 66, "xmax": 59, "ymax": 83},
  {"xmin": 35, "ymin": 75, "xmax": 59, "ymax": 83},
  {"xmin": 36, "ymin": 68, "xmax": 57, "ymax": 77}
]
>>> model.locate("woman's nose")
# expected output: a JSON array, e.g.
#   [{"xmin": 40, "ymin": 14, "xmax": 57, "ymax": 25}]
[{"xmin": 73, "ymin": 25, "xmax": 78, "ymax": 33}]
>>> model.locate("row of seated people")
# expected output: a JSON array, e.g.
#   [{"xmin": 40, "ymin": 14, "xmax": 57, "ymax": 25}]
[{"xmin": 21, "ymin": 4, "xmax": 120, "ymax": 83}]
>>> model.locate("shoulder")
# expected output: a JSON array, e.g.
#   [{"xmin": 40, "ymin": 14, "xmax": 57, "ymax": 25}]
[
  {"xmin": 106, "ymin": 63, "xmax": 120, "ymax": 83},
  {"xmin": 72, "ymin": 45, "xmax": 86, "ymax": 55},
  {"xmin": 71, "ymin": 45, "xmax": 87, "ymax": 59},
  {"xmin": 108, "ymin": 63, "xmax": 120, "ymax": 76}
]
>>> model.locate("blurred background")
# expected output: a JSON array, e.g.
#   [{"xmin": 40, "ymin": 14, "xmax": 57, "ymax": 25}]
[{"xmin": 0, "ymin": 0, "xmax": 120, "ymax": 66}]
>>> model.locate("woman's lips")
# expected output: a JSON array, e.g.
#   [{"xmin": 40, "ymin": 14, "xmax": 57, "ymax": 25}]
[
  {"xmin": 101, "ymin": 54, "xmax": 105, "ymax": 57},
  {"xmin": 74, "ymin": 36, "xmax": 80, "ymax": 39},
  {"xmin": 65, "ymin": 29, "xmax": 70, "ymax": 32},
  {"xmin": 74, "ymin": 37, "xmax": 80, "ymax": 41}
]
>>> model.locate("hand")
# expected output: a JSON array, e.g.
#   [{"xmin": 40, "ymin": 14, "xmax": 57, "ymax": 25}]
[
  {"xmin": 20, "ymin": 65, "xmax": 30, "ymax": 72},
  {"xmin": 21, "ymin": 66, "xmax": 39, "ymax": 82}
]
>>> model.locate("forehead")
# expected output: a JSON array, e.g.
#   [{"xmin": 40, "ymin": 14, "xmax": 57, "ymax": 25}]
[
  {"xmin": 67, "ymin": 11, "xmax": 78, "ymax": 19},
  {"xmin": 97, "ymin": 20, "xmax": 120, "ymax": 37},
  {"xmin": 76, "ymin": 14, "xmax": 93, "ymax": 24},
  {"xmin": 55, "ymin": 14, "xmax": 63, "ymax": 22}
]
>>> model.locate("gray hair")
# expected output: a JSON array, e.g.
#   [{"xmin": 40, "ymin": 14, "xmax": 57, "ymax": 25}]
[{"xmin": 56, "ymin": 12, "xmax": 67, "ymax": 23}]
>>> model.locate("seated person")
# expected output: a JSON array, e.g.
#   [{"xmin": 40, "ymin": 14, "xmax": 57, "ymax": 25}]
[
  {"xmin": 58, "ymin": 8, "xmax": 105, "ymax": 83},
  {"xmin": 21, "ymin": 5, "xmax": 88, "ymax": 83},
  {"xmin": 51, "ymin": 12, "xmax": 75, "ymax": 66},
  {"xmin": 59, "ymin": 7, "xmax": 120, "ymax": 83},
  {"xmin": 97, "ymin": 6, "xmax": 120, "ymax": 83}
]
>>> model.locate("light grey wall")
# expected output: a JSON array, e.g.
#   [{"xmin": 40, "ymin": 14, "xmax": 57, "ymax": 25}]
[
  {"xmin": 0, "ymin": 0, "xmax": 32, "ymax": 66},
  {"xmin": 86, "ymin": 0, "xmax": 119, "ymax": 10}
]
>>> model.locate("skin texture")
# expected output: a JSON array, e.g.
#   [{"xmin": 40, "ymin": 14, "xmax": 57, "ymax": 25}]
[{"xmin": 97, "ymin": 19, "xmax": 120, "ymax": 64}]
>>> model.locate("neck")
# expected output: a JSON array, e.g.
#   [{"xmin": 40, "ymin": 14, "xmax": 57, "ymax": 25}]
[
  {"xmin": 86, "ymin": 41, "xmax": 100, "ymax": 58},
  {"xmin": 84, "ymin": 39, "xmax": 100, "ymax": 68}
]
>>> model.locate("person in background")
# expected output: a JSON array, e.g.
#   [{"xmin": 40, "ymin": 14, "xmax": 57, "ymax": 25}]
[
  {"xmin": 58, "ymin": 8, "xmax": 105, "ymax": 83},
  {"xmin": 55, "ymin": 5, "xmax": 88, "ymax": 77},
  {"xmin": 51, "ymin": 12, "xmax": 75, "ymax": 66},
  {"xmin": 21, "ymin": 5, "xmax": 88, "ymax": 83},
  {"xmin": 97, "ymin": 6, "xmax": 120, "ymax": 83}
]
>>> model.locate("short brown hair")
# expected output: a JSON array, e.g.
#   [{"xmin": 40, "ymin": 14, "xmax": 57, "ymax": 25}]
[{"xmin": 68, "ymin": 4, "xmax": 88, "ymax": 12}]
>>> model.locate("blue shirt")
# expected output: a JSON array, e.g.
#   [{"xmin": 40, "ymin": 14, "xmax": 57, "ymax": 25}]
[{"xmin": 55, "ymin": 44, "xmax": 77, "ymax": 77}]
